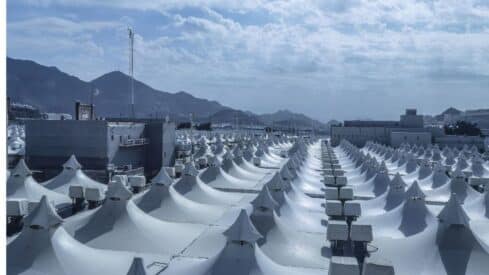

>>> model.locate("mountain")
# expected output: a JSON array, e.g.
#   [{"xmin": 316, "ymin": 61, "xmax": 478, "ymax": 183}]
[
  {"xmin": 7, "ymin": 57, "xmax": 328, "ymax": 132},
  {"xmin": 7, "ymin": 58, "xmax": 91, "ymax": 114},
  {"xmin": 91, "ymin": 71, "xmax": 226, "ymax": 119},
  {"xmin": 435, "ymin": 107, "xmax": 462, "ymax": 121},
  {"xmin": 208, "ymin": 109, "xmax": 264, "ymax": 126},
  {"xmin": 259, "ymin": 110, "xmax": 328, "ymax": 130},
  {"xmin": 7, "ymin": 57, "xmax": 228, "ymax": 119}
]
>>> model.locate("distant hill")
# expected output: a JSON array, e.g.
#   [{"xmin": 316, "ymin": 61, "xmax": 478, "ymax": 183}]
[
  {"xmin": 435, "ymin": 107, "xmax": 462, "ymax": 121},
  {"xmin": 259, "ymin": 110, "xmax": 329, "ymax": 131},
  {"xmin": 7, "ymin": 58, "xmax": 91, "ymax": 114},
  {"xmin": 7, "ymin": 57, "xmax": 228, "ymax": 119},
  {"xmin": 208, "ymin": 109, "xmax": 264, "ymax": 126},
  {"xmin": 7, "ymin": 57, "xmax": 328, "ymax": 131}
]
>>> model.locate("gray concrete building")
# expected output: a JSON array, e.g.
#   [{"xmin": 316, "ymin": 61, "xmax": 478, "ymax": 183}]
[
  {"xmin": 25, "ymin": 119, "xmax": 175, "ymax": 181},
  {"xmin": 331, "ymin": 109, "xmax": 434, "ymax": 147}
]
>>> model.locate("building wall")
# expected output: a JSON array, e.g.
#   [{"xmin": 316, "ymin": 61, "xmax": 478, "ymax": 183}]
[
  {"xmin": 25, "ymin": 120, "xmax": 176, "ymax": 179},
  {"xmin": 390, "ymin": 131, "xmax": 432, "ymax": 147},
  {"xmin": 343, "ymin": 120, "xmax": 399, "ymax": 127},
  {"xmin": 330, "ymin": 126, "xmax": 390, "ymax": 147},
  {"xmin": 435, "ymin": 135, "xmax": 486, "ymax": 151},
  {"xmin": 162, "ymin": 122, "xmax": 176, "ymax": 167},
  {"xmin": 145, "ymin": 122, "xmax": 176, "ymax": 177},
  {"xmin": 25, "ymin": 120, "xmax": 108, "ymax": 170},
  {"xmin": 107, "ymin": 122, "xmax": 147, "ymax": 170},
  {"xmin": 400, "ymin": 110, "xmax": 424, "ymax": 128}
]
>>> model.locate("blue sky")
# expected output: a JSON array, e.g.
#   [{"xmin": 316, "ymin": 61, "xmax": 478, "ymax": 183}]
[{"xmin": 7, "ymin": 0, "xmax": 489, "ymax": 121}]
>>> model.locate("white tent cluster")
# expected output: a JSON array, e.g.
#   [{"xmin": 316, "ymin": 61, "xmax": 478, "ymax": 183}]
[
  {"xmin": 7, "ymin": 124, "xmax": 25, "ymax": 156},
  {"xmin": 8, "ymin": 131, "xmax": 489, "ymax": 274},
  {"xmin": 7, "ymin": 155, "xmax": 107, "ymax": 236},
  {"xmin": 8, "ymin": 133, "xmax": 342, "ymax": 274},
  {"xmin": 334, "ymin": 139, "xmax": 489, "ymax": 274}
]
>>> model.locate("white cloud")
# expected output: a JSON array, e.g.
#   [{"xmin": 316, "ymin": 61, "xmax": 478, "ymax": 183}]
[
  {"xmin": 8, "ymin": 0, "xmax": 489, "ymax": 120},
  {"xmin": 8, "ymin": 16, "xmax": 122, "ymax": 34}
]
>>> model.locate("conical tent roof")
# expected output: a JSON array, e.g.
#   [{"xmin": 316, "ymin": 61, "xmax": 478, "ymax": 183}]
[
  {"xmin": 11, "ymin": 159, "xmax": 32, "ymax": 177},
  {"xmin": 280, "ymin": 166, "xmax": 294, "ymax": 180},
  {"xmin": 406, "ymin": 181, "xmax": 426, "ymax": 200},
  {"xmin": 418, "ymin": 160, "xmax": 432, "ymax": 179},
  {"xmin": 243, "ymin": 148, "xmax": 253, "ymax": 161},
  {"xmin": 208, "ymin": 156, "xmax": 221, "ymax": 167},
  {"xmin": 385, "ymin": 173, "xmax": 407, "ymax": 210},
  {"xmin": 232, "ymin": 147, "xmax": 243, "ymax": 157},
  {"xmin": 151, "ymin": 167, "xmax": 173, "ymax": 186},
  {"xmin": 432, "ymin": 163, "xmax": 449, "ymax": 188},
  {"xmin": 286, "ymin": 159, "xmax": 297, "ymax": 170},
  {"xmin": 255, "ymin": 148, "xmax": 264, "ymax": 157},
  {"xmin": 223, "ymin": 209, "xmax": 262, "ymax": 243},
  {"xmin": 266, "ymin": 172, "xmax": 287, "ymax": 191},
  {"xmin": 251, "ymin": 185, "xmax": 278, "ymax": 210},
  {"xmin": 379, "ymin": 161, "xmax": 388, "ymax": 173},
  {"xmin": 106, "ymin": 179, "xmax": 133, "ymax": 200},
  {"xmin": 183, "ymin": 162, "xmax": 199, "ymax": 176},
  {"xmin": 406, "ymin": 157, "xmax": 418, "ymax": 173},
  {"xmin": 452, "ymin": 168, "xmax": 465, "ymax": 179},
  {"xmin": 24, "ymin": 196, "xmax": 63, "ymax": 229},
  {"xmin": 223, "ymin": 151, "xmax": 233, "ymax": 160},
  {"xmin": 438, "ymin": 194, "xmax": 470, "ymax": 226},
  {"xmin": 456, "ymin": 157, "xmax": 468, "ymax": 170},
  {"xmin": 470, "ymin": 158, "xmax": 485, "ymax": 177},
  {"xmin": 62, "ymin": 154, "xmax": 82, "ymax": 170},
  {"xmin": 372, "ymin": 171, "xmax": 390, "ymax": 196},
  {"xmin": 391, "ymin": 173, "xmax": 407, "ymax": 190},
  {"xmin": 126, "ymin": 257, "xmax": 146, "ymax": 275},
  {"xmin": 445, "ymin": 152, "xmax": 456, "ymax": 165},
  {"xmin": 450, "ymin": 168, "xmax": 467, "ymax": 193}
]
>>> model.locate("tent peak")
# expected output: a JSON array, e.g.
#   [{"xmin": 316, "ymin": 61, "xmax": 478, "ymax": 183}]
[
  {"xmin": 223, "ymin": 209, "xmax": 262, "ymax": 244},
  {"xmin": 63, "ymin": 154, "xmax": 82, "ymax": 170},
  {"xmin": 406, "ymin": 181, "xmax": 425, "ymax": 200},
  {"xmin": 251, "ymin": 185, "xmax": 278, "ymax": 211},
  {"xmin": 126, "ymin": 257, "xmax": 146, "ymax": 275},
  {"xmin": 24, "ymin": 196, "xmax": 63, "ymax": 229},
  {"xmin": 106, "ymin": 177, "xmax": 133, "ymax": 200},
  {"xmin": 151, "ymin": 167, "xmax": 173, "ymax": 186},
  {"xmin": 183, "ymin": 162, "xmax": 199, "ymax": 176},
  {"xmin": 438, "ymin": 193, "xmax": 470, "ymax": 226},
  {"xmin": 11, "ymin": 159, "xmax": 32, "ymax": 177}
]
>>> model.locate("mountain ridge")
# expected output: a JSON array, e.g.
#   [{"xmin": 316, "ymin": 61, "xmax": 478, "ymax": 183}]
[{"xmin": 7, "ymin": 57, "xmax": 330, "ymax": 131}]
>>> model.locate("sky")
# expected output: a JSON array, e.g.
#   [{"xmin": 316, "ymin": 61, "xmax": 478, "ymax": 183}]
[{"xmin": 6, "ymin": 0, "xmax": 489, "ymax": 122}]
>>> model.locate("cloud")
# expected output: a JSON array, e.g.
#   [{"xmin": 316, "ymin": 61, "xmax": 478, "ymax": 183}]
[
  {"xmin": 8, "ymin": 16, "xmax": 122, "ymax": 34},
  {"xmin": 7, "ymin": 0, "xmax": 489, "ymax": 120}
]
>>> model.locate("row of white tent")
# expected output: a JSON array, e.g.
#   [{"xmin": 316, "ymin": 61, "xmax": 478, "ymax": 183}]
[
  {"xmin": 8, "ymin": 135, "xmax": 341, "ymax": 274},
  {"xmin": 334, "ymin": 139, "xmax": 489, "ymax": 274}
]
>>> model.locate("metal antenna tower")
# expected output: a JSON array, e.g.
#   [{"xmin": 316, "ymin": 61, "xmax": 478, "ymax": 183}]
[{"xmin": 128, "ymin": 28, "xmax": 135, "ymax": 118}]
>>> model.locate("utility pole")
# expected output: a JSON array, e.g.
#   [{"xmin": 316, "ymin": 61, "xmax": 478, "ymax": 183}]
[
  {"xmin": 190, "ymin": 112, "xmax": 194, "ymax": 158},
  {"xmin": 128, "ymin": 28, "xmax": 135, "ymax": 119}
]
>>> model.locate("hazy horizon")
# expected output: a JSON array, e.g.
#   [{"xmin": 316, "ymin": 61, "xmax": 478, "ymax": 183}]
[{"xmin": 7, "ymin": 1, "xmax": 489, "ymax": 122}]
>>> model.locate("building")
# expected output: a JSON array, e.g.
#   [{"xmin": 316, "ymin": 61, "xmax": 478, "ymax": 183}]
[
  {"xmin": 435, "ymin": 135, "xmax": 486, "ymax": 151},
  {"xmin": 390, "ymin": 131, "xmax": 432, "ymax": 147},
  {"xmin": 331, "ymin": 109, "xmax": 430, "ymax": 147},
  {"xmin": 437, "ymin": 107, "xmax": 489, "ymax": 130},
  {"xmin": 7, "ymin": 99, "xmax": 42, "ymax": 120},
  {"xmin": 24, "ymin": 119, "xmax": 175, "ymax": 181},
  {"xmin": 462, "ymin": 109, "xmax": 489, "ymax": 129},
  {"xmin": 42, "ymin": 113, "xmax": 73, "ymax": 120}
]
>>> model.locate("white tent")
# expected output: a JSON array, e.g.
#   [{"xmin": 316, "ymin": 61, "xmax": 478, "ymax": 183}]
[
  {"xmin": 7, "ymin": 159, "xmax": 71, "ymax": 207},
  {"xmin": 41, "ymin": 155, "xmax": 106, "ymax": 196}
]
